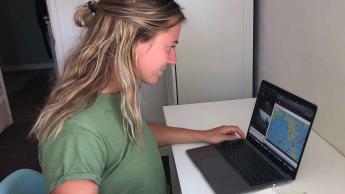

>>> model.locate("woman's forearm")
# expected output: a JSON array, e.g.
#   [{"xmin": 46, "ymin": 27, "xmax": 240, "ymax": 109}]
[
  {"xmin": 148, "ymin": 122, "xmax": 207, "ymax": 147},
  {"xmin": 148, "ymin": 122, "xmax": 245, "ymax": 147}
]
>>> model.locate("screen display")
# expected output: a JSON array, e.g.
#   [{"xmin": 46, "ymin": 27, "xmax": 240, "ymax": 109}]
[{"xmin": 248, "ymin": 83, "xmax": 315, "ymax": 171}]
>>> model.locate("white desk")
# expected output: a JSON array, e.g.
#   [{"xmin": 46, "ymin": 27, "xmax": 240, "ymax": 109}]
[{"xmin": 163, "ymin": 98, "xmax": 345, "ymax": 194}]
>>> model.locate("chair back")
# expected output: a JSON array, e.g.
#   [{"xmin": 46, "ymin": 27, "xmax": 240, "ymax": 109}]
[{"xmin": 0, "ymin": 169, "xmax": 46, "ymax": 194}]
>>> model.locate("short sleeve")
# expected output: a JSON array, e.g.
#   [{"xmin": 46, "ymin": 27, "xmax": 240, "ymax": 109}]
[{"xmin": 39, "ymin": 123, "xmax": 107, "ymax": 192}]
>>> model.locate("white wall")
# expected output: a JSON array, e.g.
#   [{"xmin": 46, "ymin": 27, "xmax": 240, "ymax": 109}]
[
  {"xmin": 46, "ymin": 0, "xmax": 84, "ymax": 75},
  {"xmin": 255, "ymin": 0, "xmax": 345, "ymax": 156},
  {"xmin": 174, "ymin": 0, "xmax": 253, "ymax": 104}
]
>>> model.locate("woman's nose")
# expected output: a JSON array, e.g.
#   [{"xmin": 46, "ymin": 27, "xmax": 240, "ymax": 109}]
[{"xmin": 168, "ymin": 50, "xmax": 176, "ymax": 65}]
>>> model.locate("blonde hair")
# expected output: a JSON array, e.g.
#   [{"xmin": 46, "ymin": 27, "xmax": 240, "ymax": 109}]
[{"xmin": 30, "ymin": 0, "xmax": 185, "ymax": 144}]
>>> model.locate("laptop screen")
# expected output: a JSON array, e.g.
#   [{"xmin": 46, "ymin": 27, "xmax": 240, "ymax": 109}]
[{"xmin": 247, "ymin": 80, "xmax": 317, "ymax": 178}]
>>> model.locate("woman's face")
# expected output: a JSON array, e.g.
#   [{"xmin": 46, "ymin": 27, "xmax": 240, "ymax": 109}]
[{"xmin": 136, "ymin": 24, "xmax": 181, "ymax": 84}]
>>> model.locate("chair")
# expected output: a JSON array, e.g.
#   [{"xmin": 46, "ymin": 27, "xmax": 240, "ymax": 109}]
[{"xmin": 0, "ymin": 169, "xmax": 46, "ymax": 194}]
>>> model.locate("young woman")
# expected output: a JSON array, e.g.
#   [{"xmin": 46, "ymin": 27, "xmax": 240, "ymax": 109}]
[{"xmin": 30, "ymin": 0, "xmax": 245, "ymax": 193}]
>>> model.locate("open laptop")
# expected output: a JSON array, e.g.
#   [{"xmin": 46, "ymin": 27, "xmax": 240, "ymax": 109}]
[{"xmin": 187, "ymin": 80, "xmax": 317, "ymax": 194}]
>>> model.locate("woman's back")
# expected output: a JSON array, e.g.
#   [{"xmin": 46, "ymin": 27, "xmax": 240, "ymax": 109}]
[{"xmin": 39, "ymin": 93, "xmax": 167, "ymax": 193}]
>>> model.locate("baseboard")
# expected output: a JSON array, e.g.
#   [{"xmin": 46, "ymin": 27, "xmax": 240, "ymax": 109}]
[{"xmin": 2, "ymin": 63, "xmax": 55, "ymax": 72}]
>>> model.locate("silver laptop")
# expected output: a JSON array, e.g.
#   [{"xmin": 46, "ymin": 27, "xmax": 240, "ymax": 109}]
[{"xmin": 187, "ymin": 80, "xmax": 317, "ymax": 194}]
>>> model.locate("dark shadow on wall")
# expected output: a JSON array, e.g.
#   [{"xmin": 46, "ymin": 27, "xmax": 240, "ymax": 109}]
[
  {"xmin": 0, "ymin": 69, "xmax": 55, "ymax": 180},
  {"xmin": 0, "ymin": 0, "xmax": 52, "ymax": 66},
  {"xmin": 253, "ymin": 0, "xmax": 261, "ymax": 97}
]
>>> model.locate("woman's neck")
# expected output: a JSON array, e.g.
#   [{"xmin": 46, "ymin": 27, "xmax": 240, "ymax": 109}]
[{"xmin": 101, "ymin": 79, "xmax": 121, "ymax": 94}]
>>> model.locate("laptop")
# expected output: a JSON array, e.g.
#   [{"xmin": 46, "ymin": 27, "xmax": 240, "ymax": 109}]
[{"xmin": 187, "ymin": 80, "xmax": 317, "ymax": 194}]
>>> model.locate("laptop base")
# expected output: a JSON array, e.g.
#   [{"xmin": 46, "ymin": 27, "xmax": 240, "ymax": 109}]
[{"xmin": 187, "ymin": 142, "xmax": 291, "ymax": 194}]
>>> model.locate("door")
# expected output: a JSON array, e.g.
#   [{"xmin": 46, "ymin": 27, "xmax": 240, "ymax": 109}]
[{"xmin": 0, "ymin": 65, "xmax": 13, "ymax": 133}]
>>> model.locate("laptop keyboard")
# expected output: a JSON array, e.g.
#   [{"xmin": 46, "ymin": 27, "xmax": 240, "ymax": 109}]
[{"xmin": 216, "ymin": 140, "xmax": 284, "ymax": 186}]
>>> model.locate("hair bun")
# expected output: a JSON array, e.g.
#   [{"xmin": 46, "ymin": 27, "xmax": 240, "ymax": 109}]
[
  {"xmin": 88, "ymin": 1, "xmax": 97, "ymax": 13},
  {"xmin": 74, "ymin": 1, "xmax": 97, "ymax": 27}
]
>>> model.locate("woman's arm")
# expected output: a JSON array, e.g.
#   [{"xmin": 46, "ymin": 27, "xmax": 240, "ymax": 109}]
[
  {"xmin": 51, "ymin": 180, "xmax": 98, "ymax": 194},
  {"xmin": 148, "ymin": 122, "xmax": 245, "ymax": 147}
]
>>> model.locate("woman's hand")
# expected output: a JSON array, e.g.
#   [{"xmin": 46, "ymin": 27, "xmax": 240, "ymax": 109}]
[{"xmin": 202, "ymin": 125, "xmax": 245, "ymax": 144}]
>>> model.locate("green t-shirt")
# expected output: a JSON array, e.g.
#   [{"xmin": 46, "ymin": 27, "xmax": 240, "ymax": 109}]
[{"xmin": 39, "ymin": 93, "xmax": 167, "ymax": 194}]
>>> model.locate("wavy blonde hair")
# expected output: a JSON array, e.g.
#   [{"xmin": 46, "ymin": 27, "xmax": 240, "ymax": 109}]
[{"xmin": 30, "ymin": 0, "xmax": 185, "ymax": 144}]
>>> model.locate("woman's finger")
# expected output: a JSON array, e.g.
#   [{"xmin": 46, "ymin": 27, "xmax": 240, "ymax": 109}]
[{"xmin": 223, "ymin": 125, "xmax": 245, "ymax": 139}]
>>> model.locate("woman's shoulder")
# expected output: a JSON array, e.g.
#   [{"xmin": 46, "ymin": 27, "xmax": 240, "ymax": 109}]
[
  {"xmin": 40, "ymin": 93, "xmax": 125, "ymax": 149},
  {"xmin": 67, "ymin": 93, "xmax": 122, "ymax": 132}
]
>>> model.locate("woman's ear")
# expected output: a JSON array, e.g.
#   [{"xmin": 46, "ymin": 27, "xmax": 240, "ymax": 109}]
[{"xmin": 136, "ymin": 39, "xmax": 153, "ymax": 56}]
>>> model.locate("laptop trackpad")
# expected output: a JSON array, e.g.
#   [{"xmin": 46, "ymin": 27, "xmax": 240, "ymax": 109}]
[{"xmin": 187, "ymin": 145, "xmax": 250, "ymax": 194}]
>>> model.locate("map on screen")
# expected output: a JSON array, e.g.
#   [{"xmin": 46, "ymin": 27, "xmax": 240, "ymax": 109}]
[{"xmin": 266, "ymin": 104, "xmax": 310, "ymax": 162}]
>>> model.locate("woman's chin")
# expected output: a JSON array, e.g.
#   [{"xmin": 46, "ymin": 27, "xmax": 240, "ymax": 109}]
[{"xmin": 142, "ymin": 76, "xmax": 159, "ymax": 85}]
